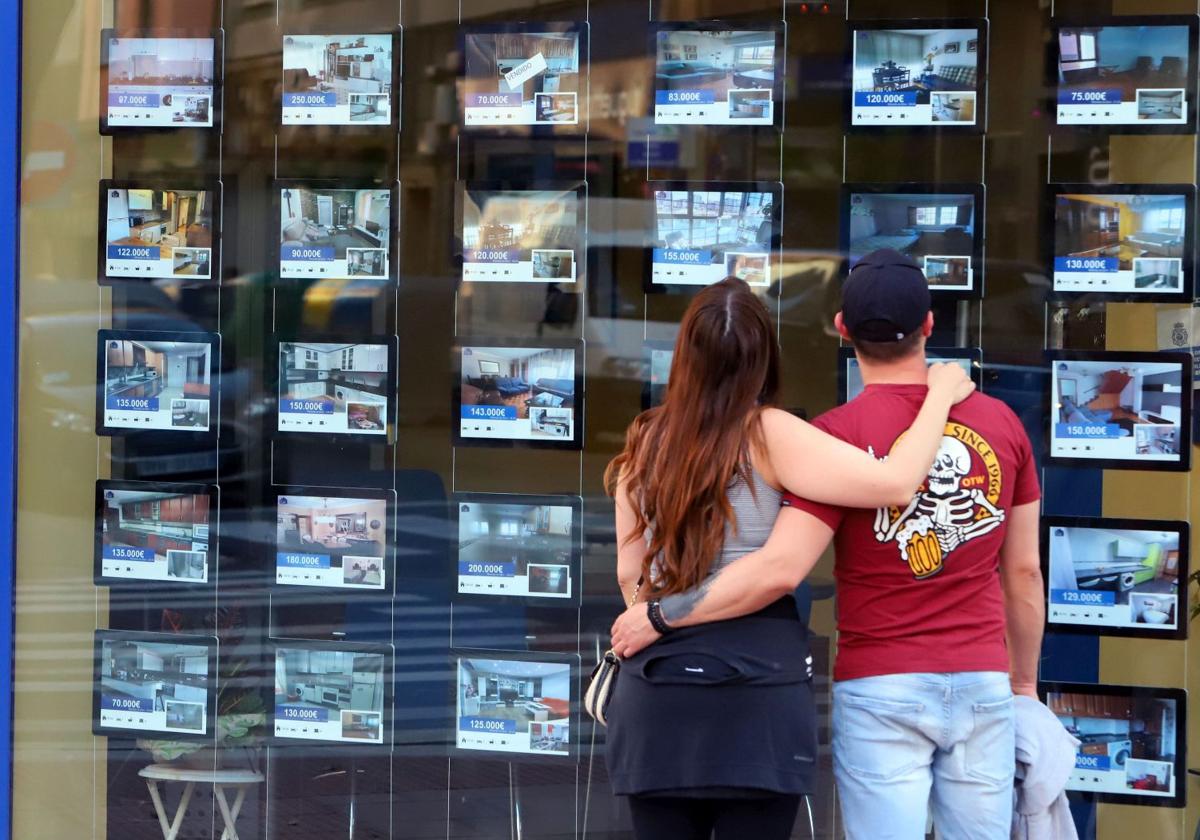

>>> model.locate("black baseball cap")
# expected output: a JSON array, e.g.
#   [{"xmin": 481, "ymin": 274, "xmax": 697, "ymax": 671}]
[{"xmin": 841, "ymin": 249, "xmax": 931, "ymax": 342}]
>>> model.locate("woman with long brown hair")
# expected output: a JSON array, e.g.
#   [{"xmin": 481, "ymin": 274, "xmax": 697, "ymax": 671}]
[{"xmin": 602, "ymin": 277, "xmax": 972, "ymax": 839}]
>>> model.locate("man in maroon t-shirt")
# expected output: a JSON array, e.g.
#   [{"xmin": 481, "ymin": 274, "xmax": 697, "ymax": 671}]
[{"xmin": 610, "ymin": 250, "xmax": 1046, "ymax": 838}]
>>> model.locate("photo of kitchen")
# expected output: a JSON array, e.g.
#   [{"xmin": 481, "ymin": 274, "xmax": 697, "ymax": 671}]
[
  {"xmin": 102, "ymin": 336, "xmax": 213, "ymax": 432},
  {"xmin": 276, "ymin": 493, "xmax": 387, "ymax": 589},
  {"xmin": 457, "ymin": 656, "xmax": 571, "ymax": 756},
  {"xmin": 274, "ymin": 646, "xmax": 386, "ymax": 743},
  {"xmin": 457, "ymin": 498, "xmax": 572, "ymax": 598},
  {"xmin": 104, "ymin": 186, "xmax": 214, "ymax": 279},
  {"xmin": 98, "ymin": 636, "xmax": 209, "ymax": 734},
  {"xmin": 461, "ymin": 188, "xmax": 579, "ymax": 282},
  {"xmin": 279, "ymin": 187, "xmax": 391, "ymax": 279},
  {"xmin": 1047, "ymin": 690, "xmax": 1179, "ymax": 799},
  {"xmin": 462, "ymin": 30, "xmax": 580, "ymax": 126},
  {"xmin": 278, "ymin": 342, "xmax": 389, "ymax": 435},
  {"xmin": 98, "ymin": 485, "xmax": 210, "ymax": 583},
  {"xmin": 282, "ymin": 34, "xmax": 392, "ymax": 125},
  {"xmin": 1046, "ymin": 524, "xmax": 1181, "ymax": 631},
  {"xmin": 105, "ymin": 36, "xmax": 215, "ymax": 127}
]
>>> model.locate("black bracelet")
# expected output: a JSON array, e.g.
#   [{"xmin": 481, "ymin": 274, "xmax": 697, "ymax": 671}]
[{"xmin": 646, "ymin": 599, "xmax": 673, "ymax": 635}]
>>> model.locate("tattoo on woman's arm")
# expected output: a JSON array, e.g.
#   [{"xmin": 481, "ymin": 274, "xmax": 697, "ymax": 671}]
[{"xmin": 659, "ymin": 566, "xmax": 724, "ymax": 625}]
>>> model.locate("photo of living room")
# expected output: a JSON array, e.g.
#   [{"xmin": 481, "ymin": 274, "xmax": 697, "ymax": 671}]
[
  {"xmin": 461, "ymin": 188, "xmax": 579, "ymax": 282},
  {"xmin": 274, "ymin": 647, "xmax": 385, "ymax": 743},
  {"xmin": 1047, "ymin": 689, "xmax": 1179, "ymax": 799},
  {"xmin": 276, "ymin": 493, "xmax": 387, "ymax": 589},
  {"xmin": 98, "ymin": 485, "xmax": 210, "ymax": 583},
  {"xmin": 102, "ymin": 337, "xmax": 213, "ymax": 432},
  {"xmin": 852, "ymin": 28, "xmax": 979, "ymax": 120},
  {"xmin": 463, "ymin": 30, "xmax": 580, "ymax": 126},
  {"xmin": 1055, "ymin": 192, "xmax": 1185, "ymax": 273},
  {"xmin": 654, "ymin": 29, "xmax": 776, "ymax": 124},
  {"xmin": 652, "ymin": 189, "xmax": 774, "ymax": 287},
  {"xmin": 277, "ymin": 342, "xmax": 389, "ymax": 435},
  {"xmin": 846, "ymin": 191, "xmax": 976, "ymax": 289},
  {"xmin": 1047, "ymin": 523, "xmax": 1181, "ymax": 631},
  {"xmin": 105, "ymin": 36, "xmax": 215, "ymax": 127},
  {"xmin": 98, "ymin": 636, "xmax": 209, "ymax": 734},
  {"xmin": 457, "ymin": 498, "xmax": 573, "ymax": 599},
  {"xmin": 279, "ymin": 187, "xmax": 391, "ymax": 279},
  {"xmin": 457, "ymin": 656, "xmax": 571, "ymax": 756},
  {"xmin": 282, "ymin": 34, "xmax": 392, "ymax": 125},
  {"xmin": 104, "ymin": 186, "xmax": 214, "ymax": 280},
  {"xmin": 1057, "ymin": 24, "xmax": 1190, "ymax": 123},
  {"xmin": 458, "ymin": 345, "xmax": 576, "ymax": 442},
  {"xmin": 1052, "ymin": 358, "xmax": 1184, "ymax": 462}
]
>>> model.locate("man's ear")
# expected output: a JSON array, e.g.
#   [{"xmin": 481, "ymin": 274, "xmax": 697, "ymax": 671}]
[
  {"xmin": 921, "ymin": 311, "xmax": 934, "ymax": 338},
  {"xmin": 834, "ymin": 312, "xmax": 852, "ymax": 341}
]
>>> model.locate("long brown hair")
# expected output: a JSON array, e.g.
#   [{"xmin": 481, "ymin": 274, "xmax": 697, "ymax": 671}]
[{"xmin": 604, "ymin": 277, "xmax": 780, "ymax": 597}]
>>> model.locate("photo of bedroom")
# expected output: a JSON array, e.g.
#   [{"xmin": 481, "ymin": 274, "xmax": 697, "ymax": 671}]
[
  {"xmin": 653, "ymin": 29, "xmax": 776, "ymax": 125},
  {"xmin": 851, "ymin": 27, "xmax": 979, "ymax": 126},
  {"xmin": 282, "ymin": 35, "xmax": 392, "ymax": 126},
  {"xmin": 104, "ymin": 186, "xmax": 213, "ymax": 280},
  {"xmin": 98, "ymin": 485, "xmax": 210, "ymax": 584},
  {"xmin": 98, "ymin": 636, "xmax": 209, "ymax": 735},
  {"xmin": 276, "ymin": 493, "xmax": 387, "ymax": 589},
  {"xmin": 1051, "ymin": 357, "xmax": 1185, "ymax": 464},
  {"xmin": 651, "ymin": 188, "xmax": 774, "ymax": 287},
  {"xmin": 274, "ymin": 647, "xmax": 385, "ymax": 744},
  {"xmin": 1057, "ymin": 24, "xmax": 1191, "ymax": 126},
  {"xmin": 461, "ymin": 188, "xmax": 579, "ymax": 282},
  {"xmin": 102, "ymin": 337, "xmax": 213, "ymax": 432},
  {"xmin": 1053, "ymin": 192, "xmax": 1186, "ymax": 294},
  {"xmin": 279, "ymin": 187, "xmax": 391, "ymax": 279},
  {"xmin": 457, "ymin": 656, "xmax": 571, "ymax": 756},
  {"xmin": 105, "ymin": 36, "xmax": 215, "ymax": 128},
  {"xmin": 278, "ymin": 342, "xmax": 389, "ymax": 435},
  {"xmin": 457, "ymin": 498, "xmax": 573, "ymax": 599},
  {"xmin": 846, "ymin": 191, "xmax": 976, "ymax": 290},
  {"xmin": 463, "ymin": 30, "xmax": 580, "ymax": 126},
  {"xmin": 1046, "ymin": 522, "xmax": 1182, "ymax": 633},
  {"xmin": 1047, "ymin": 689, "xmax": 1179, "ymax": 800},
  {"xmin": 458, "ymin": 345, "xmax": 577, "ymax": 443}
]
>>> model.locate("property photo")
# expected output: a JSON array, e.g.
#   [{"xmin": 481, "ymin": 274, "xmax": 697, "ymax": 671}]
[
  {"xmin": 274, "ymin": 648, "xmax": 385, "ymax": 743},
  {"xmin": 99, "ymin": 487, "xmax": 210, "ymax": 582},
  {"xmin": 276, "ymin": 494, "xmax": 387, "ymax": 587},
  {"xmin": 278, "ymin": 342, "xmax": 389, "ymax": 435},
  {"xmin": 654, "ymin": 29, "xmax": 776, "ymax": 122},
  {"xmin": 282, "ymin": 34, "xmax": 392, "ymax": 113},
  {"xmin": 99, "ymin": 638, "xmax": 209, "ymax": 725},
  {"xmin": 1058, "ymin": 25, "xmax": 1189, "ymax": 105},
  {"xmin": 462, "ymin": 31, "xmax": 580, "ymax": 125},
  {"xmin": 461, "ymin": 188, "xmax": 579, "ymax": 281},
  {"xmin": 105, "ymin": 187, "xmax": 214, "ymax": 278},
  {"xmin": 655, "ymin": 189, "xmax": 773, "ymax": 259},
  {"xmin": 1054, "ymin": 193, "xmax": 1186, "ymax": 269},
  {"xmin": 103, "ymin": 338, "xmax": 212, "ymax": 431},
  {"xmin": 457, "ymin": 656, "xmax": 571, "ymax": 754},
  {"xmin": 1047, "ymin": 525, "xmax": 1181, "ymax": 623},
  {"xmin": 459, "ymin": 345, "xmax": 575, "ymax": 440},
  {"xmin": 105, "ymin": 36, "xmax": 215, "ymax": 127},
  {"xmin": 458, "ymin": 501, "xmax": 572, "ymax": 575},
  {"xmin": 846, "ymin": 192, "xmax": 976, "ymax": 274},
  {"xmin": 852, "ymin": 27, "xmax": 979, "ymax": 107}
]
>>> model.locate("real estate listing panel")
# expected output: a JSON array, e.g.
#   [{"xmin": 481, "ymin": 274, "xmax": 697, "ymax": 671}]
[
  {"xmin": 97, "ymin": 330, "xmax": 219, "ymax": 437},
  {"xmin": 99, "ymin": 179, "xmax": 221, "ymax": 283},
  {"xmin": 278, "ymin": 180, "xmax": 396, "ymax": 281},
  {"xmin": 93, "ymin": 630, "xmax": 217, "ymax": 739},
  {"xmin": 100, "ymin": 29, "xmax": 221, "ymax": 132},
  {"xmin": 282, "ymin": 33, "xmax": 398, "ymax": 127},
  {"xmin": 458, "ymin": 181, "xmax": 584, "ymax": 284},
  {"xmin": 273, "ymin": 640, "xmax": 392, "ymax": 746},
  {"xmin": 94, "ymin": 479, "xmax": 216, "ymax": 587},
  {"xmin": 275, "ymin": 486, "xmax": 394, "ymax": 592},
  {"xmin": 275, "ymin": 338, "xmax": 395, "ymax": 438},
  {"xmin": 462, "ymin": 23, "xmax": 584, "ymax": 129},
  {"xmin": 1041, "ymin": 682, "xmax": 1186, "ymax": 808},
  {"xmin": 1043, "ymin": 516, "xmax": 1188, "ymax": 641},
  {"xmin": 839, "ymin": 347, "xmax": 981, "ymax": 404}
]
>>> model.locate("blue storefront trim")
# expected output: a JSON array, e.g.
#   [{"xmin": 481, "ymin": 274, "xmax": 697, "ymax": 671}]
[{"xmin": 1, "ymin": 1, "xmax": 19, "ymax": 838}]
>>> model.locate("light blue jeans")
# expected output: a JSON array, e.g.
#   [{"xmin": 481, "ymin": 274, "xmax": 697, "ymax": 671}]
[{"xmin": 832, "ymin": 672, "xmax": 1015, "ymax": 840}]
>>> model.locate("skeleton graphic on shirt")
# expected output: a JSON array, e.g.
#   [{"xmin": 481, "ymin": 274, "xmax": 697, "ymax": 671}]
[{"xmin": 871, "ymin": 427, "xmax": 1006, "ymax": 579}]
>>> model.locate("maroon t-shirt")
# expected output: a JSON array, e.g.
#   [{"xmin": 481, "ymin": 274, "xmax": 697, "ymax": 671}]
[{"xmin": 783, "ymin": 385, "xmax": 1041, "ymax": 682}]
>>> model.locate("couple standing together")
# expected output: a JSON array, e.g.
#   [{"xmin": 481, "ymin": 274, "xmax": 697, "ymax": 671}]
[{"xmin": 603, "ymin": 249, "xmax": 1046, "ymax": 839}]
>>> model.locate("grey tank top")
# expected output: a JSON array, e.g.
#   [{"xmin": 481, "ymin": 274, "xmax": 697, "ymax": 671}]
[{"xmin": 648, "ymin": 466, "xmax": 781, "ymax": 586}]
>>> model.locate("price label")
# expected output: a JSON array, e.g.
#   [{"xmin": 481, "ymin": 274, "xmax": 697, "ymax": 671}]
[
  {"xmin": 466, "ymin": 249, "xmax": 519, "ymax": 264},
  {"xmin": 279, "ymin": 704, "xmax": 329, "ymax": 722},
  {"xmin": 103, "ymin": 545, "xmax": 155, "ymax": 562},
  {"xmin": 458, "ymin": 560, "xmax": 516, "ymax": 578},
  {"xmin": 1054, "ymin": 256, "xmax": 1118, "ymax": 273},
  {"xmin": 284, "ymin": 92, "xmax": 337, "ymax": 107},
  {"xmin": 460, "ymin": 716, "xmax": 517, "ymax": 734},
  {"xmin": 1055, "ymin": 422, "xmax": 1121, "ymax": 439},
  {"xmin": 277, "ymin": 552, "xmax": 331, "ymax": 569},
  {"xmin": 654, "ymin": 247, "xmax": 712, "ymax": 265},
  {"xmin": 655, "ymin": 89, "xmax": 716, "ymax": 105},
  {"xmin": 854, "ymin": 91, "xmax": 918, "ymax": 107},
  {"xmin": 281, "ymin": 399, "xmax": 334, "ymax": 414},
  {"xmin": 106, "ymin": 396, "xmax": 159, "ymax": 411},
  {"xmin": 467, "ymin": 92, "xmax": 522, "ymax": 108},
  {"xmin": 281, "ymin": 246, "xmax": 335, "ymax": 261},
  {"xmin": 107, "ymin": 245, "xmax": 160, "ymax": 261},
  {"xmin": 1059, "ymin": 88, "xmax": 1122, "ymax": 105},
  {"xmin": 102, "ymin": 695, "xmax": 153, "ymax": 712},
  {"xmin": 108, "ymin": 92, "xmax": 162, "ymax": 108},
  {"xmin": 1075, "ymin": 754, "xmax": 1111, "ymax": 771},
  {"xmin": 461, "ymin": 405, "xmax": 518, "ymax": 420},
  {"xmin": 1051, "ymin": 588, "xmax": 1116, "ymax": 606}
]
